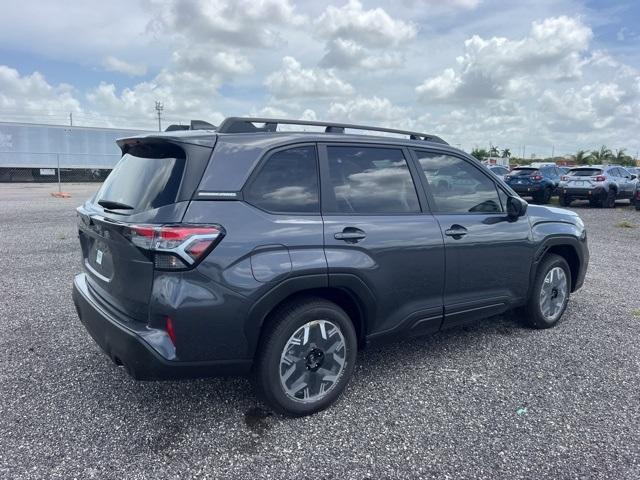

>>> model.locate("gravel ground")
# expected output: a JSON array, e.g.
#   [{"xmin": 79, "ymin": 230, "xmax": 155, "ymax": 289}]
[{"xmin": 1, "ymin": 183, "xmax": 639, "ymax": 479}]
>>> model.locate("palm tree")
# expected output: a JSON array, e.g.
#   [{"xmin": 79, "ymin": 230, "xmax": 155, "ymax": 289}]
[
  {"xmin": 615, "ymin": 148, "xmax": 627, "ymax": 162},
  {"xmin": 471, "ymin": 148, "xmax": 488, "ymax": 161},
  {"xmin": 489, "ymin": 146, "xmax": 499, "ymax": 157},
  {"xmin": 590, "ymin": 145, "xmax": 613, "ymax": 163},
  {"xmin": 501, "ymin": 148, "xmax": 511, "ymax": 158},
  {"xmin": 573, "ymin": 149, "xmax": 592, "ymax": 165}
]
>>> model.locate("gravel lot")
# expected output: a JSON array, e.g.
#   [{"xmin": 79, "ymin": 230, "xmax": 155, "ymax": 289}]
[{"xmin": 1, "ymin": 183, "xmax": 639, "ymax": 479}]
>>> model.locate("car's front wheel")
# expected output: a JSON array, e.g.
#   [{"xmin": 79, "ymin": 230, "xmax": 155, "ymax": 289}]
[
  {"xmin": 253, "ymin": 297, "xmax": 357, "ymax": 416},
  {"xmin": 523, "ymin": 254, "xmax": 571, "ymax": 329}
]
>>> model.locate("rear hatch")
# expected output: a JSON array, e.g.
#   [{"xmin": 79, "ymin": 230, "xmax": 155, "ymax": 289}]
[
  {"xmin": 77, "ymin": 137, "xmax": 214, "ymax": 322},
  {"xmin": 564, "ymin": 168, "xmax": 603, "ymax": 189},
  {"xmin": 506, "ymin": 167, "xmax": 539, "ymax": 186}
]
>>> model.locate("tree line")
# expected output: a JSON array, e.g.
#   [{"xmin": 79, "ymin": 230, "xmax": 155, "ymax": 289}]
[{"xmin": 470, "ymin": 145, "xmax": 638, "ymax": 167}]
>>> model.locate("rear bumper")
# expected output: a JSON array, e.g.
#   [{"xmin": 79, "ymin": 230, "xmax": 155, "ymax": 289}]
[
  {"xmin": 72, "ymin": 273, "xmax": 251, "ymax": 380},
  {"xmin": 509, "ymin": 183, "xmax": 542, "ymax": 195},
  {"xmin": 560, "ymin": 187, "xmax": 604, "ymax": 199}
]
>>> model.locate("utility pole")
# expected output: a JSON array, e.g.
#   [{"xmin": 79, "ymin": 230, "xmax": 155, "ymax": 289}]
[
  {"xmin": 551, "ymin": 145, "xmax": 555, "ymax": 159},
  {"xmin": 155, "ymin": 101, "xmax": 164, "ymax": 132},
  {"xmin": 69, "ymin": 112, "xmax": 73, "ymax": 126}
]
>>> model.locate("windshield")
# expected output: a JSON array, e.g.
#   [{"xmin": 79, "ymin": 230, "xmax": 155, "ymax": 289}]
[
  {"xmin": 96, "ymin": 153, "xmax": 185, "ymax": 212},
  {"xmin": 568, "ymin": 168, "xmax": 602, "ymax": 177}
]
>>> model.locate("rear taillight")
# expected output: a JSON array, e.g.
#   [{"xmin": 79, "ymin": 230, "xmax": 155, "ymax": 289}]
[
  {"xmin": 125, "ymin": 224, "xmax": 223, "ymax": 270},
  {"xmin": 561, "ymin": 175, "xmax": 568, "ymax": 181},
  {"xmin": 592, "ymin": 175, "xmax": 606, "ymax": 182},
  {"xmin": 530, "ymin": 175, "xmax": 543, "ymax": 181}
]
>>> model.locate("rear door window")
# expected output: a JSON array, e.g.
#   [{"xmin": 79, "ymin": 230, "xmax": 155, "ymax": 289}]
[
  {"xmin": 244, "ymin": 145, "xmax": 319, "ymax": 214},
  {"xmin": 96, "ymin": 152, "xmax": 185, "ymax": 213},
  {"xmin": 323, "ymin": 146, "xmax": 420, "ymax": 214}
]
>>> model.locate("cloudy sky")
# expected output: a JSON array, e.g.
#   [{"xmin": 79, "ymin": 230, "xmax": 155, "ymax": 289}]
[{"xmin": 1, "ymin": 0, "xmax": 639, "ymax": 157}]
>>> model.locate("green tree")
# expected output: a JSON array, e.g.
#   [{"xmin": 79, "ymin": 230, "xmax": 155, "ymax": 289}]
[
  {"xmin": 590, "ymin": 145, "xmax": 613, "ymax": 163},
  {"xmin": 501, "ymin": 148, "xmax": 511, "ymax": 158},
  {"xmin": 489, "ymin": 146, "xmax": 499, "ymax": 157},
  {"xmin": 573, "ymin": 149, "xmax": 592, "ymax": 165},
  {"xmin": 471, "ymin": 148, "xmax": 488, "ymax": 161}
]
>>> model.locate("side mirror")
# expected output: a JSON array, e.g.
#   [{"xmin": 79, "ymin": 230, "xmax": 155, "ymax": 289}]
[
  {"xmin": 507, "ymin": 195, "xmax": 528, "ymax": 219},
  {"xmin": 631, "ymin": 174, "xmax": 637, "ymax": 180}
]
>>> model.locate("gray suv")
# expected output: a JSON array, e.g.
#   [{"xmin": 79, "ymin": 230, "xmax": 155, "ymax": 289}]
[
  {"xmin": 72, "ymin": 117, "xmax": 589, "ymax": 416},
  {"xmin": 558, "ymin": 165, "xmax": 637, "ymax": 207}
]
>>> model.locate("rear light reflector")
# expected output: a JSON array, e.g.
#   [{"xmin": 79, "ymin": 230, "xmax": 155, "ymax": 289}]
[
  {"xmin": 165, "ymin": 317, "xmax": 177, "ymax": 345},
  {"xmin": 124, "ymin": 224, "xmax": 223, "ymax": 270},
  {"xmin": 505, "ymin": 175, "xmax": 512, "ymax": 181},
  {"xmin": 561, "ymin": 175, "xmax": 568, "ymax": 181},
  {"xmin": 530, "ymin": 175, "xmax": 543, "ymax": 181},
  {"xmin": 592, "ymin": 175, "xmax": 606, "ymax": 182}
]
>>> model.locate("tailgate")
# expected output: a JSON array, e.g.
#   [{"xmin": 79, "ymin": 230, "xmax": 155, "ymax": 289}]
[{"xmin": 78, "ymin": 208, "xmax": 154, "ymax": 322}]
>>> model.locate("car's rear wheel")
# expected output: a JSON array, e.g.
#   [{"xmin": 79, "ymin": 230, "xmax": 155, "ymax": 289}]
[
  {"xmin": 253, "ymin": 297, "xmax": 357, "ymax": 416},
  {"xmin": 523, "ymin": 254, "xmax": 571, "ymax": 329},
  {"xmin": 535, "ymin": 187, "xmax": 552, "ymax": 204},
  {"xmin": 604, "ymin": 189, "xmax": 616, "ymax": 208}
]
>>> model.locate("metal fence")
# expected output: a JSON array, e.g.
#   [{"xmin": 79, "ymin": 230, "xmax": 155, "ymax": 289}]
[{"xmin": 0, "ymin": 152, "xmax": 117, "ymax": 187}]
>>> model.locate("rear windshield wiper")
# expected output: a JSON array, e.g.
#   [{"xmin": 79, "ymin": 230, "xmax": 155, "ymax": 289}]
[{"xmin": 98, "ymin": 199, "xmax": 134, "ymax": 210}]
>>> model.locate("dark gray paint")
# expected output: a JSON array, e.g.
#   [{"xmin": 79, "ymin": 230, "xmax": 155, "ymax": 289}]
[{"xmin": 73, "ymin": 130, "xmax": 590, "ymax": 378}]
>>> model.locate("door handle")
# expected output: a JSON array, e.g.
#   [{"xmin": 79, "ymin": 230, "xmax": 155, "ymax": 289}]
[
  {"xmin": 444, "ymin": 225, "xmax": 468, "ymax": 238},
  {"xmin": 334, "ymin": 227, "xmax": 366, "ymax": 242}
]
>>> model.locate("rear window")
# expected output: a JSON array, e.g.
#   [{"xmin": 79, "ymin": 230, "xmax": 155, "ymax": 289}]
[
  {"xmin": 96, "ymin": 153, "xmax": 185, "ymax": 212},
  {"xmin": 510, "ymin": 168, "xmax": 537, "ymax": 175},
  {"xmin": 568, "ymin": 168, "xmax": 602, "ymax": 177}
]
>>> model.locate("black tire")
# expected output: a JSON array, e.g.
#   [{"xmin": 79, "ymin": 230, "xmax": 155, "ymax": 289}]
[
  {"xmin": 523, "ymin": 254, "xmax": 571, "ymax": 329},
  {"xmin": 636, "ymin": 201, "xmax": 640, "ymax": 211},
  {"xmin": 534, "ymin": 187, "xmax": 552, "ymax": 204},
  {"xmin": 559, "ymin": 194, "xmax": 572, "ymax": 207},
  {"xmin": 589, "ymin": 196, "xmax": 602, "ymax": 208},
  {"xmin": 604, "ymin": 189, "xmax": 616, "ymax": 208},
  {"xmin": 253, "ymin": 297, "xmax": 357, "ymax": 416}
]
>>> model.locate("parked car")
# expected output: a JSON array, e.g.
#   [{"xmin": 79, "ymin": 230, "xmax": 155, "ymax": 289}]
[
  {"xmin": 487, "ymin": 164, "xmax": 510, "ymax": 180},
  {"xmin": 504, "ymin": 165, "xmax": 562, "ymax": 204},
  {"xmin": 558, "ymin": 165, "xmax": 637, "ymax": 207},
  {"xmin": 72, "ymin": 117, "xmax": 589, "ymax": 416},
  {"xmin": 558, "ymin": 166, "xmax": 571, "ymax": 176}
]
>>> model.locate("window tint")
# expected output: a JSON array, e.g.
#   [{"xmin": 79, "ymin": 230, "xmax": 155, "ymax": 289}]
[
  {"xmin": 325, "ymin": 146, "xmax": 420, "ymax": 214},
  {"xmin": 619, "ymin": 168, "xmax": 630, "ymax": 177},
  {"xmin": 96, "ymin": 153, "xmax": 184, "ymax": 213},
  {"xmin": 569, "ymin": 168, "xmax": 602, "ymax": 177},
  {"xmin": 245, "ymin": 146, "xmax": 319, "ymax": 213},
  {"xmin": 415, "ymin": 151, "xmax": 503, "ymax": 214}
]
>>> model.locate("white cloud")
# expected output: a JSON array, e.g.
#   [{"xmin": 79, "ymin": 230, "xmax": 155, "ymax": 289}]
[
  {"xmin": 265, "ymin": 56, "xmax": 354, "ymax": 99},
  {"xmin": 327, "ymin": 96, "xmax": 408, "ymax": 124},
  {"xmin": 320, "ymin": 39, "xmax": 403, "ymax": 70},
  {"xmin": 416, "ymin": 16, "xmax": 593, "ymax": 102},
  {"xmin": 150, "ymin": 0, "xmax": 306, "ymax": 48},
  {"xmin": 102, "ymin": 56, "xmax": 147, "ymax": 77},
  {"xmin": 172, "ymin": 49, "xmax": 253, "ymax": 76},
  {"xmin": 0, "ymin": 66, "xmax": 83, "ymax": 122},
  {"xmin": 315, "ymin": 0, "xmax": 416, "ymax": 47}
]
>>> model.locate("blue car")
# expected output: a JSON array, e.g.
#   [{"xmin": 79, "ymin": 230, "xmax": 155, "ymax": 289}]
[{"xmin": 505, "ymin": 165, "xmax": 562, "ymax": 204}]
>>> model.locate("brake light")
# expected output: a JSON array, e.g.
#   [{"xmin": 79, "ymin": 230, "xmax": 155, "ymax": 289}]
[
  {"xmin": 530, "ymin": 175, "xmax": 543, "ymax": 181},
  {"xmin": 125, "ymin": 224, "xmax": 223, "ymax": 270},
  {"xmin": 591, "ymin": 175, "xmax": 606, "ymax": 182}
]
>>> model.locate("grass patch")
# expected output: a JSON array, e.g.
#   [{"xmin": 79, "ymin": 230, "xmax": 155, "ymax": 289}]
[
  {"xmin": 615, "ymin": 221, "xmax": 635, "ymax": 228},
  {"xmin": 633, "ymin": 309, "xmax": 640, "ymax": 318}
]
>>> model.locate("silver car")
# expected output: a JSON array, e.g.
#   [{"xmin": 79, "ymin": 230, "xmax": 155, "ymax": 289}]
[{"xmin": 558, "ymin": 165, "xmax": 637, "ymax": 208}]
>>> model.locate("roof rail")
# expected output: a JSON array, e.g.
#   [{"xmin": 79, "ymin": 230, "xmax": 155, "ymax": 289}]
[
  {"xmin": 164, "ymin": 120, "xmax": 217, "ymax": 132},
  {"xmin": 216, "ymin": 117, "xmax": 448, "ymax": 144}
]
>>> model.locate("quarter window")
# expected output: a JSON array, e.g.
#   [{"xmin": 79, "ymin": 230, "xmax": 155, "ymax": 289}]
[
  {"xmin": 415, "ymin": 151, "xmax": 503, "ymax": 214},
  {"xmin": 245, "ymin": 146, "xmax": 319, "ymax": 213},
  {"xmin": 325, "ymin": 146, "xmax": 420, "ymax": 214}
]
